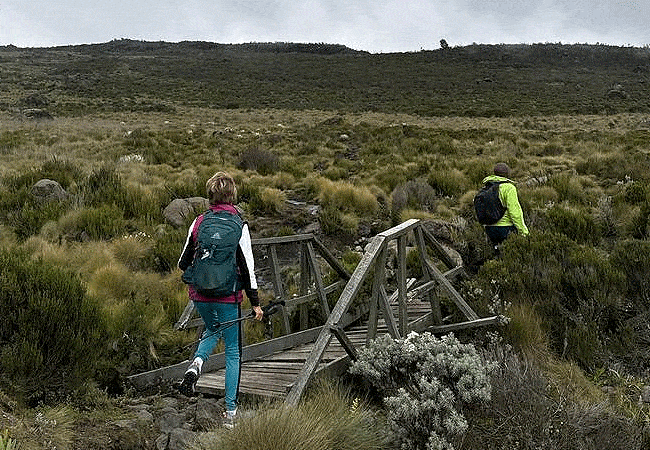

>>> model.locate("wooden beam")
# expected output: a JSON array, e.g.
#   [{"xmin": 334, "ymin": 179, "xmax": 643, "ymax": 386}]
[
  {"xmin": 310, "ymin": 237, "xmax": 351, "ymax": 281},
  {"xmin": 397, "ymin": 235, "xmax": 408, "ymax": 335},
  {"xmin": 269, "ymin": 245, "xmax": 292, "ymax": 334},
  {"xmin": 251, "ymin": 234, "xmax": 315, "ymax": 245},
  {"xmin": 286, "ymin": 235, "xmax": 387, "ymax": 406},
  {"xmin": 127, "ymin": 326, "xmax": 324, "ymax": 390},
  {"xmin": 306, "ymin": 241, "xmax": 331, "ymax": 317},
  {"xmin": 415, "ymin": 226, "xmax": 442, "ymax": 325},
  {"xmin": 420, "ymin": 224, "xmax": 458, "ymax": 270},
  {"xmin": 330, "ymin": 325, "xmax": 358, "ymax": 361}
]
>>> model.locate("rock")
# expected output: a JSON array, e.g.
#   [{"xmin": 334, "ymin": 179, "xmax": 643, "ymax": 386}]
[
  {"xmin": 163, "ymin": 197, "xmax": 209, "ymax": 227},
  {"xmin": 30, "ymin": 179, "xmax": 67, "ymax": 202},
  {"xmin": 167, "ymin": 428, "xmax": 198, "ymax": 450},
  {"xmin": 195, "ymin": 397, "xmax": 223, "ymax": 430},
  {"xmin": 156, "ymin": 407, "xmax": 185, "ymax": 433}
]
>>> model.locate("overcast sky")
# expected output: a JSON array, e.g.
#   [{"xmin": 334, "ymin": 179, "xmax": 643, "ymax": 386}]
[{"xmin": 2, "ymin": 0, "xmax": 648, "ymax": 53}]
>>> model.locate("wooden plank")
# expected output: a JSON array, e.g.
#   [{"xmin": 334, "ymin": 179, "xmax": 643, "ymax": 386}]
[
  {"xmin": 422, "ymin": 254, "xmax": 479, "ymax": 321},
  {"xmin": 299, "ymin": 243, "xmax": 310, "ymax": 330},
  {"xmin": 127, "ymin": 326, "xmax": 323, "ymax": 389},
  {"xmin": 286, "ymin": 235, "xmax": 387, "ymax": 406},
  {"xmin": 378, "ymin": 218, "xmax": 419, "ymax": 240},
  {"xmin": 415, "ymin": 226, "xmax": 442, "ymax": 325},
  {"xmin": 252, "ymin": 234, "xmax": 315, "ymax": 246}
]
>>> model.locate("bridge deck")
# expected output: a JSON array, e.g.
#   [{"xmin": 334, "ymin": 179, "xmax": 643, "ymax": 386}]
[{"xmin": 194, "ymin": 298, "xmax": 430, "ymax": 398}]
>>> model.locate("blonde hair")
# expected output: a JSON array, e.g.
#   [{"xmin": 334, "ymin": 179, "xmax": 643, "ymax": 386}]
[{"xmin": 206, "ymin": 171, "xmax": 237, "ymax": 204}]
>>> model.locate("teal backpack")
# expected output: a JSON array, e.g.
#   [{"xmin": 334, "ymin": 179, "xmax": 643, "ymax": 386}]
[{"xmin": 182, "ymin": 210, "xmax": 244, "ymax": 297}]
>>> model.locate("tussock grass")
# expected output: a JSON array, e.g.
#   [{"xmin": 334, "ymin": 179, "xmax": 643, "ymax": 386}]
[{"xmin": 192, "ymin": 380, "xmax": 384, "ymax": 450}]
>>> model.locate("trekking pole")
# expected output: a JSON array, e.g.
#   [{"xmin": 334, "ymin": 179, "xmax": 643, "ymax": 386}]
[{"xmin": 185, "ymin": 300, "xmax": 286, "ymax": 348}]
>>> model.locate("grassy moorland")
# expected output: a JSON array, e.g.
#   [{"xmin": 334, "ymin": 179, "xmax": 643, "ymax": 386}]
[{"xmin": 1, "ymin": 40, "xmax": 650, "ymax": 449}]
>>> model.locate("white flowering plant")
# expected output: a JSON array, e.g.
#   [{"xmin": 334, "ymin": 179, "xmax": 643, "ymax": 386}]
[{"xmin": 349, "ymin": 331, "xmax": 493, "ymax": 450}]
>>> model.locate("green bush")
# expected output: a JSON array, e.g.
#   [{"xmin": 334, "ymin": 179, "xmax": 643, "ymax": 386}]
[
  {"xmin": 474, "ymin": 232, "xmax": 626, "ymax": 371},
  {"xmin": 543, "ymin": 204, "xmax": 602, "ymax": 245},
  {"xmin": 349, "ymin": 332, "xmax": 492, "ymax": 450},
  {"xmin": 458, "ymin": 347, "xmax": 646, "ymax": 450},
  {"xmin": 0, "ymin": 248, "xmax": 105, "ymax": 405},
  {"xmin": 238, "ymin": 146, "xmax": 280, "ymax": 175}
]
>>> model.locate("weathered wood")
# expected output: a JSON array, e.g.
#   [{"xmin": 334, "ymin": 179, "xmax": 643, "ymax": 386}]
[
  {"xmin": 306, "ymin": 241, "xmax": 331, "ymax": 317},
  {"xmin": 422, "ymin": 252, "xmax": 479, "ymax": 321},
  {"xmin": 299, "ymin": 243, "xmax": 310, "ymax": 330},
  {"xmin": 378, "ymin": 218, "xmax": 419, "ymax": 239},
  {"xmin": 127, "ymin": 326, "xmax": 323, "ymax": 389},
  {"xmin": 174, "ymin": 300, "xmax": 195, "ymax": 330},
  {"xmin": 286, "ymin": 235, "xmax": 387, "ymax": 406},
  {"xmin": 397, "ymin": 235, "xmax": 408, "ymax": 335},
  {"xmin": 415, "ymin": 226, "xmax": 442, "ymax": 325},
  {"xmin": 330, "ymin": 325, "xmax": 358, "ymax": 361},
  {"xmin": 310, "ymin": 237, "xmax": 351, "ymax": 281},
  {"xmin": 269, "ymin": 245, "xmax": 291, "ymax": 334},
  {"xmin": 420, "ymin": 224, "xmax": 458, "ymax": 270},
  {"xmin": 251, "ymin": 234, "xmax": 315, "ymax": 246}
]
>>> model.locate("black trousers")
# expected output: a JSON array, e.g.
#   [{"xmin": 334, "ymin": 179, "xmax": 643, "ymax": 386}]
[{"xmin": 484, "ymin": 225, "xmax": 517, "ymax": 246}]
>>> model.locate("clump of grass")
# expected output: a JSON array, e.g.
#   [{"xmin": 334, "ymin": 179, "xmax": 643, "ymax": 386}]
[
  {"xmin": 192, "ymin": 380, "xmax": 385, "ymax": 450},
  {"xmin": 316, "ymin": 178, "xmax": 379, "ymax": 216}
]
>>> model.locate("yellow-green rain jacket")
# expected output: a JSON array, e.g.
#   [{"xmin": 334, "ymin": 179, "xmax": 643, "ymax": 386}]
[{"xmin": 481, "ymin": 175, "xmax": 529, "ymax": 236}]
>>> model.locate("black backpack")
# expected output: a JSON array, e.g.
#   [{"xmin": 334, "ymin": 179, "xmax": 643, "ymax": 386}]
[
  {"xmin": 474, "ymin": 181, "xmax": 508, "ymax": 225},
  {"xmin": 181, "ymin": 210, "xmax": 244, "ymax": 297}
]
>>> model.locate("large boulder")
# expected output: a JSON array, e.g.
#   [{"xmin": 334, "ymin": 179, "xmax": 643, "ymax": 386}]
[
  {"xmin": 31, "ymin": 179, "xmax": 67, "ymax": 202},
  {"xmin": 163, "ymin": 197, "xmax": 209, "ymax": 228}
]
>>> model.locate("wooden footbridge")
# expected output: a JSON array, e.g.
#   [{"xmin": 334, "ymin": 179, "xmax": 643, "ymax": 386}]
[{"xmin": 128, "ymin": 219, "xmax": 502, "ymax": 406}]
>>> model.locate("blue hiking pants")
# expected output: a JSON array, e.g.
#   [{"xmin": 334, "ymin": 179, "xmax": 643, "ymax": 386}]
[{"xmin": 193, "ymin": 301, "xmax": 242, "ymax": 411}]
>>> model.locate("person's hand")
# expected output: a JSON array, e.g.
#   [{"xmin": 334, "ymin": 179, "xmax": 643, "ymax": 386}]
[{"xmin": 253, "ymin": 305, "xmax": 264, "ymax": 321}]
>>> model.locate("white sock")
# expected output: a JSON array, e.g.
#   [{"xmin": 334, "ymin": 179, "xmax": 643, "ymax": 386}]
[{"xmin": 192, "ymin": 356, "xmax": 203, "ymax": 374}]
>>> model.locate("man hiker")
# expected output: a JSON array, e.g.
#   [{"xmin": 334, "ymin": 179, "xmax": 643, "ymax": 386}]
[
  {"xmin": 177, "ymin": 171, "xmax": 263, "ymax": 428},
  {"xmin": 476, "ymin": 162, "xmax": 529, "ymax": 252}
]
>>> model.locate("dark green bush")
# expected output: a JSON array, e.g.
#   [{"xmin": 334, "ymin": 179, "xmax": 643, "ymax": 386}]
[
  {"xmin": 0, "ymin": 248, "xmax": 105, "ymax": 405},
  {"xmin": 238, "ymin": 146, "xmax": 280, "ymax": 175},
  {"xmin": 543, "ymin": 204, "xmax": 602, "ymax": 245},
  {"xmin": 75, "ymin": 204, "xmax": 126, "ymax": 240},
  {"xmin": 474, "ymin": 232, "xmax": 626, "ymax": 371}
]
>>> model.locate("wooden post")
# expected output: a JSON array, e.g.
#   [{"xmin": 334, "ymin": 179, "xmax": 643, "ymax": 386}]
[
  {"xmin": 299, "ymin": 242, "xmax": 310, "ymax": 330},
  {"xmin": 306, "ymin": 241, "xmax": 331, "ymax": 318},
  {"xmin": 269, "ymin": 245, "xmax": 292, "ymax": 334},
  {"xmin": 397, "ymin": 235, "xmax": 408, "ymax": 335},
  {"xmin": 286, "ymin": 236, "xmax": 386, "ymax": 406},
  {"xmin": 415, "ymin": 226, "xmax": 442, "ymax": 325}
]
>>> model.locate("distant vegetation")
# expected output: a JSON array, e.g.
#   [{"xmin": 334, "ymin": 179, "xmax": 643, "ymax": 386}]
[
  {"xmin": 1, "ymin": 40, "xmax": 650, "ymax": 448},
  {"xmin": 1, "ymin": 40, "xmax": 649, "ymax": 117}
]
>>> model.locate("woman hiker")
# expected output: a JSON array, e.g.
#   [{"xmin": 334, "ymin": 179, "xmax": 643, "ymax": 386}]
[{"xmin": 177, "ymin": 171, "xmax": 263, "ymax": 428}]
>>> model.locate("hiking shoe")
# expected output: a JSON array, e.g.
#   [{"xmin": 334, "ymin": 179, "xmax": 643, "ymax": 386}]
[
  {"xmin": 222, "ymin": 408, "xmax": 238, "ymax": 429},
  {"xmin": 177, "ymin": 364, "xmax": 200, "ymax": 397}
]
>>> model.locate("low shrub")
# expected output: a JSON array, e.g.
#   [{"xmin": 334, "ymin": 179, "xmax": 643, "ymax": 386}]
[
  {"xmin": 391, "ymin": 178, "xmax": 437, "ymax": 223},
  {"xmin": 56, "ymin": 204, "xmax": 126, "ymax": 241},
  {"xmin": 428, "ymin": 167, "xmax": 470, "ymax": 198},
  {"xmin": 349, "ymin": 332, "xmax": 492, "ymax": 450},
  {"xmin": 473, "ymin": 232, "xmax": 626, "ymax": 372},
  {"xmin": 542, "ymin": 204, "xmax": 602, "ymax": 245},
  {"xmin": 0, "ymin": 248, "xmax": 105, "ymax": 405},
  {"xmin": 238, "ymin": 146, "xmax": 280, "ymax": 175},
  {"xmin": 458, "ymin": 346, "xmax": 645, "ymax": 450}
]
